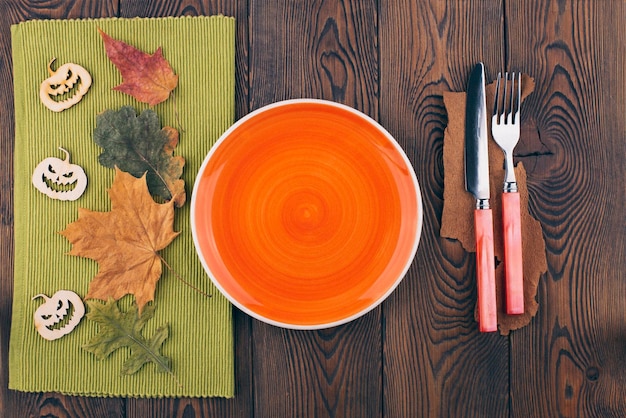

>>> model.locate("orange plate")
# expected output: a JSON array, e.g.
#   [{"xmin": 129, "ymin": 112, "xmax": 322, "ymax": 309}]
[{"xmin": 191, "ymin": 99, "xmax": 423, "ymax": 329}]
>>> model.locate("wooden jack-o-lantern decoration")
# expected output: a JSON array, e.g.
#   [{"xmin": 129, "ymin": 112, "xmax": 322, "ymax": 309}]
[
  {"xmin": 32, "ymin": 147, "xmax": 88, "ymax": 201},
  {"xmin": 40, "ymin": 58, "xmax": 92, "ymax": 112},
  {"xmin": 32, "ymin": 290, "xmax": 85, "ymax": 341}
]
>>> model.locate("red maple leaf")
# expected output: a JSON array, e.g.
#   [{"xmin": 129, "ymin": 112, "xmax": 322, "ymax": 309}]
[{"xmin": 99, "ymin": 28, "xmax": 179, "ymax": 106}]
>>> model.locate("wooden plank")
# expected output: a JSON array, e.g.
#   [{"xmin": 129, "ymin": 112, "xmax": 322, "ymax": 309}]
[
  {"xmin": 118, "ymin": 1, "xmax": 252, "ymax": 417},
  {"xmin": 379, "ymin": 1, "xmax": 510, "ymax": 416},
  {"xmin": 0, "ymin": 2, "xmax": 123, "ymax": 417},
  {"xmin": 249, "ymin": 0, "xmax": 378, "ymax": 115},
  {"xmin": 506, "ymin": 1, "xmax": 626, "ymax": 417},
  {"xmin": 248, "ymin": 1, "xmax": 381, "ymax": 416}
]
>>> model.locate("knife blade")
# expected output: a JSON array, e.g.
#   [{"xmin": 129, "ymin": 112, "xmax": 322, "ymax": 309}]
[{"xmin": 464, "ymin": 62, "xmax": 498, "ymax": 333}]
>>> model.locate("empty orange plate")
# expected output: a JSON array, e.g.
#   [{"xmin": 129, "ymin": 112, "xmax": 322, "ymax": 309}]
[{"xmin": 191, "ymin": 99, "xmax": 422, "ymax": 329}]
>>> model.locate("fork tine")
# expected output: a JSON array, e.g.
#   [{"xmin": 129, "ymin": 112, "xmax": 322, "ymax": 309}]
[
  {"xmin": 505, "ymin": 72, "xmax": 513, "ymax": 124},
  {"xmin": 511, "ymin": 72, "xmax": 515, "ymax": 123},
  {"xmin": 509, "ymin": 73, "xmax": 515, "ymax": 124},
  {"xmin": 511, "ymin": 73, "xmax": 515, "ymax": 124},
  {"xmin": 493, "ymin": 71, "xmax": 502, "ymax": 120}
]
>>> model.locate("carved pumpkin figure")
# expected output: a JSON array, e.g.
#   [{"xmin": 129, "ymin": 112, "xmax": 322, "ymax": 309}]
[
  {"xmin": 33, "ymin": 290, "xmax": 85, "ymax": 341},
  {"xmin": 40, "ymin": 59, "xmax": 92, "ymax": 112},
  {"xmin": 32, "ymin": 147, "xmax": 87, "ymax": 201}
]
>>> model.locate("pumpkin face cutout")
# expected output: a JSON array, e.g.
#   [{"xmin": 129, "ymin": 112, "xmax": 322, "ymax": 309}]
[
  {"xmin": 33, "ymin": 290, "xmax": 85, "ymax": 341},
  {"xmin": 32, "ymin": 147, "xmax": 88, "ymax": 201},
  {"xmin": 40, "ymin": 59, "xmax": 92, "ymax": 112}
]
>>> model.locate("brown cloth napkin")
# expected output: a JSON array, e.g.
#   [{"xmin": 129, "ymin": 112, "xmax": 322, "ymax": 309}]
[{"xmin": 441, "ymin": 75, "xmax": 548, "ymax": 335}]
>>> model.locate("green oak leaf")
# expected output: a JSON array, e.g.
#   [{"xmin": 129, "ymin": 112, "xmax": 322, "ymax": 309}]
[
  {"xmin": 93, "ymin": 106, "xmax": 186, "ymax": 207},
  {"xmin": 82, "ymin": 298, "xmax": 172, "ymax": 375}
]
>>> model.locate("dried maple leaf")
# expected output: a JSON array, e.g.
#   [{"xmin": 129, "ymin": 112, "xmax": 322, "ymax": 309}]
[
  {"xmin": 94, "ymin": 106, "xmax": 186, "ymax": 207},
  {"xmin": 60, "ymin": 168, "xmax": 180, "ymax": 313},
  {"xmin": 83, "ymin": 299, "xmax": 172, "ymax": 375},
  {"xmin": 99, "ymin": 28, "xmax": 178, "ymax": 106}
]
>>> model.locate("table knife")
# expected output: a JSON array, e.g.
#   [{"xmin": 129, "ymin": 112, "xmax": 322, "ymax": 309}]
[{"xmin": 464, "ymin": 62, "xmax": 498, "ymax": 332}]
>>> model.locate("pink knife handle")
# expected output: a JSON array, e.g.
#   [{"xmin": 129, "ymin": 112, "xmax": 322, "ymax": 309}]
[
  {"xmin": 502, "ymin": 192, "xmax": 524, "ymax": 314},
  {"xmin": 474, "ymin": 209, "xmax": 498, "ymax": 332}
]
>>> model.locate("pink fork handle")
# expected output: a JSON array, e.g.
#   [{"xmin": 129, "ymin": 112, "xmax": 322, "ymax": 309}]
[
  {"xmin": 474, "ymin": 209, "xmax": 498, "ymax": 332},
  {"xmin": 502, "ymin": 192, "xmax": 524, "ymax": 314}
]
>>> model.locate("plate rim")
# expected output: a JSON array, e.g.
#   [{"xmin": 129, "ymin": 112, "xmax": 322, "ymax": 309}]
[{"xmin": 191, "ymin": 98, "xmax": 423, "ymax": 330}]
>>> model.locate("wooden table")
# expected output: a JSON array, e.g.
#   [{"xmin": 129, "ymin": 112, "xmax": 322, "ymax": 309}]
[{"xmin": 1, "ymin": 1, "xmax": 624, "ymax": 417}]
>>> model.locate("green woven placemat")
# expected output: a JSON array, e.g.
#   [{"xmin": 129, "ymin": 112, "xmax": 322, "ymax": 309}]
[{"xmin": 9, "ymin": 16, "xmax": 235, "ymax": 398}]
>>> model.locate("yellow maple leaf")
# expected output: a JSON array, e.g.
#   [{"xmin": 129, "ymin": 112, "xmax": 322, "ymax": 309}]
[{"xmin": 60, "ymin": 168, "xmax": 179, "ymax": 312}]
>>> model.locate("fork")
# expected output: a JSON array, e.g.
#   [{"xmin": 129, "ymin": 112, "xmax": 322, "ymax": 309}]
[{"xmin": 491, "ymin": 72, "xmax": 524, "ymax": 315}]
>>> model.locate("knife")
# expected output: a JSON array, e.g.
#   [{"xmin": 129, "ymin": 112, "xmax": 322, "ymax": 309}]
[{"xmin": 464, "ymin": 62, "xmax": 498, "ymax": 332}]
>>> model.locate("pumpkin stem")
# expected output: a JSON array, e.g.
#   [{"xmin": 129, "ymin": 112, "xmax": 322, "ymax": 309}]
[
  {"xmin": 58, "ymin": 147, "xmax": 71, "ymax": 162},
  {"xmin": 32, "ymin": 294, "xmax": 49, "ymax": 301},
  {"xmin": 47, "ymin": 58, "xmax": 57, "ymax": 76}
]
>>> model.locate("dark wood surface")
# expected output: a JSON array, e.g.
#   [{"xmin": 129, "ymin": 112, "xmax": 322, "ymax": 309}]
[{"xmin": 1, "ymin": 0, "xmax": 624, "ymax": 417}]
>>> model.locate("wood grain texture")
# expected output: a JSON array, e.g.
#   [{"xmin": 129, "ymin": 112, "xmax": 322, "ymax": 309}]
[
  {"xmin": 379, "ymin": 1, "xmax": 510, "ymax": 417},
  {"xmin": 253, "ymin": 320, "xmax": 383, "ymax": 417},
  {"xmin": 506, "ymin": 1, "xmax": 626, "ymax": 417},
  {"xmin": 249, "ymin": 0, "xmax": 378, "ymax": 117},
  {"xmin": 0, "ymin": 0, "xmax": 118, "ymax": 20},
  {"xmin": 1, "ymin": 0, "xmax": 625, "ymax": 417},
  {"xmin": 249, "ymin": 1, "xmax": 382, "ymax": 417}
]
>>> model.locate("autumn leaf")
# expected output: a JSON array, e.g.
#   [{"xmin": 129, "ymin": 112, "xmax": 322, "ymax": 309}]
[
  {"xmin": 94, "ymin": 106, "xmax": 186, "ymax": 207},
  {"xmin": 60, "ymin": 168, "xmax": 179, "ymax": 313},
  {"xmin": 83, "ymin": 299, "xmax": 172, "ymax": 375},
  {"xmin": 99, "ymin": 28, "xmax": 178, "ymax": 106}
]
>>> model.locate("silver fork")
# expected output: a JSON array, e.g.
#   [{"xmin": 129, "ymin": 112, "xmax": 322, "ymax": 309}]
[{"xmin": 491, "ymin": 72, "xmax": 524, "ymax": 315}]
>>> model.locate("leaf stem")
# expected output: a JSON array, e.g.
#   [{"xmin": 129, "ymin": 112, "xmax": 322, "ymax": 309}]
[
  {"xmin": 171, "ymin": 91, "xmax": 185, "ymax": 133},
  {"xmin": 169, "ymin": 369, "xmax": 184, "ymax": 389},
  {"xmin": 159, "ymin": 254, "xmax": 212, "ymax": 299}
]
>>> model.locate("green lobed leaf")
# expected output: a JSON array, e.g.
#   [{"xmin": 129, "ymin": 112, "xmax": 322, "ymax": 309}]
[
  {"xmin": 83, "ymin": 298, "xmax": 172, "ymax": 375},
  {"xmin": 122, "ymin": 324, "xmax": 170, "ymax": 375},
  {"xmin": 93, "ymin": 106, "xmax": 186, "ymax": 206}
]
